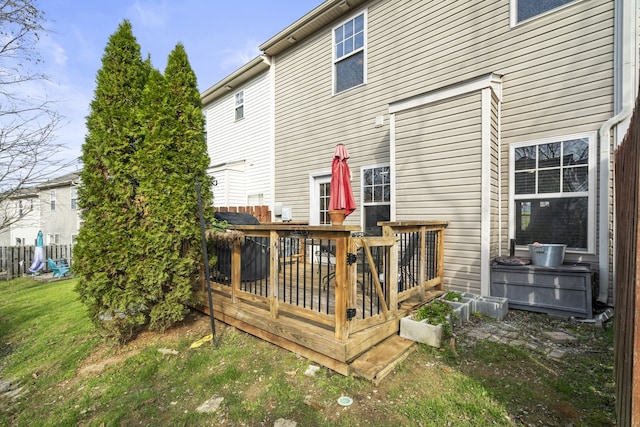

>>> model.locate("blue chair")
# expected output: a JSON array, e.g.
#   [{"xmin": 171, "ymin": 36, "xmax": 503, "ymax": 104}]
[{"xmin": 47, "ymin": 258, "xmax": 70, "ymax": 279}]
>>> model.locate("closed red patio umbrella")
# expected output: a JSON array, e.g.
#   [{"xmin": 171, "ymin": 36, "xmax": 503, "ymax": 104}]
[{"xmin": 329, "ymin": 144, "xmax": 356, "ymax": 225}]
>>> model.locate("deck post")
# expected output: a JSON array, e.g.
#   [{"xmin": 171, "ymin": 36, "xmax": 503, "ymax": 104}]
[
  {"xmin": 334, "ymin": 234, "xmax": 349, "ymax": 340},
  {"xmin": 231, "ymin": 240, "xmax": 241, "ymax": 304},
  {"xmin": 418, "ymin": 227, "xmax": 426, "ymax": 299},
  {"xmin": 347, "ymin": 236, "xmax": 357, "ymax": 335},
  {"xmin": 269, "ymin": 230, "xmax": 279, "ymax": 319}
]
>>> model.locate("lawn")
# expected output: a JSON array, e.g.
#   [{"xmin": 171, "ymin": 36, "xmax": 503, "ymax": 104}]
[{"xmin": 0, "ymin": 277, "xmax": 615, "ymax": 426}]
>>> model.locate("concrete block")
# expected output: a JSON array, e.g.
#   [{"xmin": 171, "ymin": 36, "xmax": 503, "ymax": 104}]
[{"xmin": 476, "ymin": 296, "xmax": 509, "ymax": 320}]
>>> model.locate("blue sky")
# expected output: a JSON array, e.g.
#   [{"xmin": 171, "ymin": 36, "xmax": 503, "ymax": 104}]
[{"xmin": 35, "ymin": 0, "xmax": 322, "ymax": 169}]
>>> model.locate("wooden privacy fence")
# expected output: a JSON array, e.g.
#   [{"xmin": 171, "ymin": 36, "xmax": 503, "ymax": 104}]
[
  {"xmin": 614, "ymin": 86, "xmax": 640, "ymax": 425},
  {"xmin": 214, "ymin": 205, "xmax": 271, "ymax": 223},
  {"xmin": 0, "ymin": 245, "xmax": 73, "ymax": 279}
]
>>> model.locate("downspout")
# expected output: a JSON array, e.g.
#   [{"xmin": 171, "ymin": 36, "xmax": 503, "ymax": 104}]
[
  {"xmin": 262, "ymin": 53, "xmax": 276, "ymax": 222},
  {"xmin": 597, "ymin": 0, "xmax": 636, "ymax": 304}
]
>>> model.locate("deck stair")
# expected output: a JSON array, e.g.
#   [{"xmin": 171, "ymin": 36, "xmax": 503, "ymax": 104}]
[{"xmin": 349, "ymin": 334, "xmax": 416, "ymax": 384}]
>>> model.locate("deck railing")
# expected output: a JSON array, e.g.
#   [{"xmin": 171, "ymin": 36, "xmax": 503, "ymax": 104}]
[{"xmin": 208, "ymin": 221, "xmax": 447, "ymax": 340}]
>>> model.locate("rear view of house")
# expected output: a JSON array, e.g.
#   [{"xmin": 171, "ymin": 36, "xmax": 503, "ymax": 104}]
[{"xmin": 251, "ymin": 0, "xmax": 637, "ymax": 302}]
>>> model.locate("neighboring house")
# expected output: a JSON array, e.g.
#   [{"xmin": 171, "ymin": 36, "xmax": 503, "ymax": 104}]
[
  {"xmin": 224, "ymin": 0, "xmax": 635, "ymax": 301},
  {"xmin": 0, "ymin": 172, "xmax": 81, "ymax": 247},
  {"xmin": 0, "ymin": 188, "xmax": 40, "ymax": 246},
  {"xmin": 201, "ymin": 55, "xmax": 276, "ymax": 216},
  {"xmin": 38, "ymin": 172, "xmax": 81, "ymax": 246}
]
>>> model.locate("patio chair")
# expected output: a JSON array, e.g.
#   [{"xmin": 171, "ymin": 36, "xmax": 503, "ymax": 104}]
[
  {"xmin": 314, "ymin": 243, "xmax": 336, "ymax": 290},
  {"xmin": 47, "ymin": 258, "xmax": 70, "ymax": 279}
]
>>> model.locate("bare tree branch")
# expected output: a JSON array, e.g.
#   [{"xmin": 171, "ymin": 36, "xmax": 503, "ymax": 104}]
[{"xmin": 0, "ymin": 0, "xmax": 70, "ymax": 231}]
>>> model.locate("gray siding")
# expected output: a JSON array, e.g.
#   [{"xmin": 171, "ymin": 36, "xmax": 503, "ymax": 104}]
[
  {"xmin": 39, "ymin": 185, "xmax": 79, "ymax": 246},
  {"xmin": 395, "ymin": 92, "xmax": 483, "ymax": 292}
]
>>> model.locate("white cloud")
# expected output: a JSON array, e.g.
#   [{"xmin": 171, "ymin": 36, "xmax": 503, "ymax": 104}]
[
  {"xmin": 129, "ymin": 0, "xmax": 168, "ymax": 28},
  {"xmin": 44, "ymin": 39, "xmax": 68, "ymax": 67},
  {"xmin": 219, "ymin": 38, "xmax": 261, "ymax": 72}
]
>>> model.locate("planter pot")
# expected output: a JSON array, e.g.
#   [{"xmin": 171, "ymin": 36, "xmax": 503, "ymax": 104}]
[
  {"xmin": 329, "ymin": 209, "xmax": 346, "ymax": 225},
  {"xmin": 446, "ymin": 301, "xmax": 467, "ymax": 327},
  {"xmin": 462, "ymin": 292, "xmax": 480, "ymax": 313},
  {"xmin": 400, "ymin": 315, "xmax": 444, "ymax": 348},
  {"xmin": 475, "ymin": 296, "xmax": 509, "ymax": 320}
]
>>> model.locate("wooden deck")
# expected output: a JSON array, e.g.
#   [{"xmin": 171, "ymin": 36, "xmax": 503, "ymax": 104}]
[{"xmin": 196, "ymin": 221, "xmax": 448, "ymax": 380}]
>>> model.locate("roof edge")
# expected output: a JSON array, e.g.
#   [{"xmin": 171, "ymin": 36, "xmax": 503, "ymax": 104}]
[
  {"xmin": 201, "ymin": 55, "xmax": 270, "ymax": 105},
  {"xmin": 259, "ymin": 0, "xmax": 367, "ymax": 56}
]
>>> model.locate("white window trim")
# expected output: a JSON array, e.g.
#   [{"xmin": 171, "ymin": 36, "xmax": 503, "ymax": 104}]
[
  {"xmin": 234, "ymin": 90, "xmax": 244, "ymax": 121},
  {"xmin": 509, "ymin": 0, "xmax": 583, "ymax": 28},
  {"xmin": 508, "ymin": 131, "xmax": 597, "ymax": 254},
  {"xmin": 50, "ymin": 190, "xmax": 56, "ymax": 211},
  {"xmin": 70, "ymin": 187, "xmax": 78, "ymax": 210},
  {"xmin": 309, "ymin": 172, "xmax": 331, "ymax": 225},
  {"xmin": 331, "ymin": 9, "xmax": 367, "ymax": 96}
]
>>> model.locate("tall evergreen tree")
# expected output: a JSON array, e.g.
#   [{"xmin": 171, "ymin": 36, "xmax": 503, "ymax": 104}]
[
  {"xmin": 134, "ymin": 43, "xmax": 212, "ymax": 330},
  {"xmin": 73, "ymin": 20, "xmax": 150, "ymax": 339}
]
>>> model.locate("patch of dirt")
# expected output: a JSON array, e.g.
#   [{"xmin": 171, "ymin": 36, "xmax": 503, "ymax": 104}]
[{"xmin": 77, "ymin": 311, "xmax": 214, "ymax": 377}]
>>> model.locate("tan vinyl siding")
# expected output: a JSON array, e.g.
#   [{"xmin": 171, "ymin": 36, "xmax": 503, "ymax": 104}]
[
  {"xmin": 273, "ymin": 0, "xmax": 614, "ymax": 287},
  {"xmin": 395, "ymin": 92, "xmax": 483, "ymax": 293},
  {"xmin": 490, "ymin": 95, "xmax": 500, "ymax": 258},
  {"xmin": 274, "ymin": 0, "xmax": 613, "ymax": 203}
]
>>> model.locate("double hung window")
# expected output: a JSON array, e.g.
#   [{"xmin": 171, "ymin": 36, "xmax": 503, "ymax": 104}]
[
  {"xmin": 362, "ymin": 166, "xmax": 390, "ymax": 235},
  {"xmin": 333, "ymin": 12, "xmax": 366, "ymax": 94},
  {"xmin": 71, "ymin": 187, "xmax": 78, "ymax": 210},
  {"xmin": 511, "ymin": 133, "xmax": 595, "ymax": 251},
  {"xmin": 318, "ymin": 179, "xmax": 331, "ymax": 225},
  {"xmin": 235, "ymin": 90, "xmax": 244, "ymax": 121}
]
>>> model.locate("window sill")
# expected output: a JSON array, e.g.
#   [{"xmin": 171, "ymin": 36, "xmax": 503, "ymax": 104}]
[{"xmin": 332, "ymin": 82, "xmax": 366, "ymax": 97}]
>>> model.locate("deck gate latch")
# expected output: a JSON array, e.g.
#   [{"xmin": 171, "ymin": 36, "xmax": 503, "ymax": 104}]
[
  {"xmin": 346, "ymin": 307, "xmax": 357, "ymax": 321},
  {"xmin": 346, "ymin": 253, "xmax": 357, "ymax": 265}
]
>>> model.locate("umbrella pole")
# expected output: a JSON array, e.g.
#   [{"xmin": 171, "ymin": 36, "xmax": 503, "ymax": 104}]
[{"xmin": 196, "ymin": 178, "xmax": 217, "ymax": 346}]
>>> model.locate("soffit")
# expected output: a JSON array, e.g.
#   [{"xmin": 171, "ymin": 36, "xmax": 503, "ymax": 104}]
[{"xmin": 259, "ymin": 0, "xmax": 369, "ymax": 56}]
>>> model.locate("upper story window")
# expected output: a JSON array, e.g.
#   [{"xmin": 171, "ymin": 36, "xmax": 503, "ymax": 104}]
[
  {"xmin": 333, "ymin": 11, "xmax": 366, "ymax": 94},
  {"xmin": 50, "ymin": 190, "xmax": 56, "ymax": 211},
  {"xmin": 70, "ymin": 187, "xmax": 77, "ymax": 210},
  {"xmin": 511, "ymin": 0, "xmax": 580, "ymax": 25},
  {"xmin": 510, "ymin": 133, "xmax": 596, "ymax": 252},
  {"xmin": 235, "ymin": 90, "xmax": 244, "ymax": 121}
]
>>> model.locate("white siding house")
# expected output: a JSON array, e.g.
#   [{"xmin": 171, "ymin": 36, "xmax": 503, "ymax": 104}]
[
  {"xmin": 202, "ymin": 56, "xmax": 275, "ymax": 217},
  {"xmin": 0, "ymin": 172, "xmax": 81, "ymax": 247},
  {"xmin": 0, "ymin": 190, "xmax": 40, "ymax": 246}
]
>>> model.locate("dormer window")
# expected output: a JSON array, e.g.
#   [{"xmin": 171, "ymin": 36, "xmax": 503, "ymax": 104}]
[{"xmin": 333, "ymin": 11, "xmax": 366, "ymax": 94}]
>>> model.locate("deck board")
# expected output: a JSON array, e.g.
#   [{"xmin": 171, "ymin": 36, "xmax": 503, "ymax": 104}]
[{"xmin": 350, "ymin": 335, "xmax": 416, "ymax": 384}]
